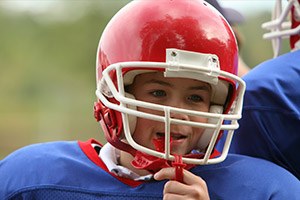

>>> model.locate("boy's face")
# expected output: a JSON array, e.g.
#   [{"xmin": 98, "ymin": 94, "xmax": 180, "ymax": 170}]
[{"xmin": 129, "ymin": 72, "xmax": 211, "ymax": 155}]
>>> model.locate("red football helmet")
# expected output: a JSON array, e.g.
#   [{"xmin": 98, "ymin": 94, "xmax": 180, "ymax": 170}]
[
  {"xmin": 262, "ymin": 0, "xmax": 300, "ymax": 57},
  {"xmin": 94, "ymin": 0, "xmax": 245, "ymax": 166}
]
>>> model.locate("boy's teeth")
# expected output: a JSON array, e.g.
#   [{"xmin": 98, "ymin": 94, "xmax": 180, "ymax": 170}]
[{"xmin": 157, "ymin": 132, "xmax": 187, "ymax": 140}]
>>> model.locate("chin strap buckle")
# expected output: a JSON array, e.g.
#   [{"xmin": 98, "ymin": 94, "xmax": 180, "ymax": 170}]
[{"xmin": 172, "ymin": 155, "xmax": 186, "ymax": 183}]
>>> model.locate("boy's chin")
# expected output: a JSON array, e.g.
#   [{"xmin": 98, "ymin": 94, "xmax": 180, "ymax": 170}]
[{"xmin": 170, "ymin": 149, "xmax": 188, "ymax": 156}]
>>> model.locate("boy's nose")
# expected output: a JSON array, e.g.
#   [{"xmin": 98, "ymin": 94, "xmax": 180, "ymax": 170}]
[
  {"xmin": 170, "ymin": 111, "xmax": 189, "ymax": 121},
  {"xmin": 168, "ymin": 99, "xmax": 189, "ymax": 120}
]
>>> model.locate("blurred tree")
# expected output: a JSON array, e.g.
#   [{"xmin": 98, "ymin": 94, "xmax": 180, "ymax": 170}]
[{"xmin": 0, "ymin": 1, "xmax": 129, "ymax": 158}]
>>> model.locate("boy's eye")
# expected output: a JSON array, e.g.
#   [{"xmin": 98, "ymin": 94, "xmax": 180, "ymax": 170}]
[
  {"xmin": 151, "ymin": 90, "xmax": 166, "ymax": 97},
  {"xmin": 187, "ymin": 94, "xmax": 203, "ymax": 102}
]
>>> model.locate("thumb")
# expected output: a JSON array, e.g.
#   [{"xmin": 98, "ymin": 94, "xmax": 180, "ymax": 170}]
[{"xmin": 154, "ymin": 167, "xmax": 175, "ymax": 181}]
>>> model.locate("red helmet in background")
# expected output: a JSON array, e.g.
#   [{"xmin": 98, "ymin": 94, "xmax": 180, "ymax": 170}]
[
  {"xmin": 262, "ymin": 0, "xmax": 300, "ymax": 57},
  {"xmin": 94, "ymin": 0, "xmax": 245, "ymax": 165}
]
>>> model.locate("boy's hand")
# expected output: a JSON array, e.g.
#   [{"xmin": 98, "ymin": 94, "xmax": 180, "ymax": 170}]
[{"xmin": 154, "ymin": 167, "xmax": 210, "ymax": 200}]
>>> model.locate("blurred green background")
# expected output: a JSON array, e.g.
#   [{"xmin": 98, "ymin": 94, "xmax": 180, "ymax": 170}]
[{"xmin": 0, "ymin": 1, "xmax": 289, "ymax": 159}]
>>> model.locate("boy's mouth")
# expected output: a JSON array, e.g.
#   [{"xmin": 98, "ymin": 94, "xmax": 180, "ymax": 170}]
[{"xmin": 156, "ymin": 132, "xmax": 187, "ymax": 140}]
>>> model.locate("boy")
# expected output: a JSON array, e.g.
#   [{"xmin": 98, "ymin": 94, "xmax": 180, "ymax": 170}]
[{"xmin": 1, "ymin": 1, "xmax": 299, "ymax": 199}]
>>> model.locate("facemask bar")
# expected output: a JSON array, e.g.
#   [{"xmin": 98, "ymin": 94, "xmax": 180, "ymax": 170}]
[
  {"xmin": 96, "ymin": 51, "xmax": 245, "ymax": 165},
  {"xmin": 262, "ymin": 0, "xmax": 300, "ymax": 57}
]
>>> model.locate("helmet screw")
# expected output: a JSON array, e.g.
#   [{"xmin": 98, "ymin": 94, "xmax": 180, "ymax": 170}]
[{"xmin": 171, "ymin": 51, "xmax": 177, "ymax": 57}]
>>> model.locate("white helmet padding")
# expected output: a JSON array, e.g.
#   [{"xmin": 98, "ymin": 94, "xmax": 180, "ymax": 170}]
[{"xmin": 197, "ymin": 105, "xmax": 224, "ymax": 152}]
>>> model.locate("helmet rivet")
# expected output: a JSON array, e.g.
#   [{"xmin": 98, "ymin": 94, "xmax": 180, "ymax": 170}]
[{"xmin": 171, "ymin": 51, "xmax": 177, "ymax": 57}]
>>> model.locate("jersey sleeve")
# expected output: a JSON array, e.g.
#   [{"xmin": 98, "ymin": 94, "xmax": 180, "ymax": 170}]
[{"xmin": 230, "ymin": 51, "xmax": 300, "ymax": 179}]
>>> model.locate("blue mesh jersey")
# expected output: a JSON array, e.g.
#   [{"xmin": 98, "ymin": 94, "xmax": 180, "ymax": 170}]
[
  {"xmin": 230, "ymin": 50, "xmax": 300, "ymax": 180},
  {"xmin": 1, "ymin": 139, "xmax": 300, "ymax": 200}
]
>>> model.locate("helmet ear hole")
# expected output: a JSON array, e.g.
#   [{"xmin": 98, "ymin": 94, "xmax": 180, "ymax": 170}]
[{"xmin": 197, "ymin": 105, "xmax": 223, "ymax": 152}]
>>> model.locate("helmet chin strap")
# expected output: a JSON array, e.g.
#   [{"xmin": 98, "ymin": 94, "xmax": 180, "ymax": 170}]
[
  {"xmin": 131, "ymin": 136, "xmax": 220, "ymax": 182},
  {"xmin": 131, "ymin": 137, "xmax": 199, "ymax": 182}
]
